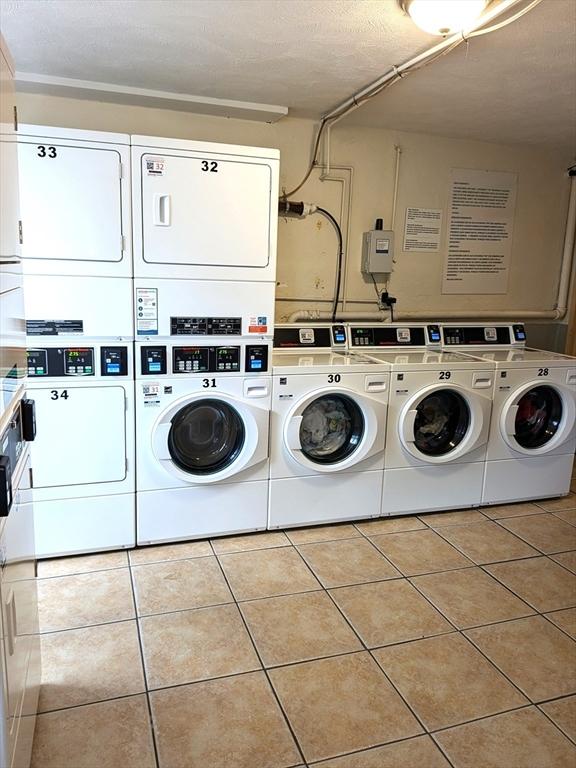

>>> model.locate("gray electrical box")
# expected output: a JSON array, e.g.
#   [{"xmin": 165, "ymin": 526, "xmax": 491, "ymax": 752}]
[{"xmin": 362, "ymin": 228, "xmax": 394, "ymax": 274}]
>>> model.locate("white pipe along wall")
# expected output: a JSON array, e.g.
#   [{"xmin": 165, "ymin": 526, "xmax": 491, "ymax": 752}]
[{"xmin": 288, "ymin": 157, "xmax": 576, "ymax": 325}]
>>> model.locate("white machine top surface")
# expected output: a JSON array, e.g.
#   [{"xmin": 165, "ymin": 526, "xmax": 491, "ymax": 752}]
[
  {"xmin": 459, "ymin": 348, "xmax": 576, "ymax": 367},
  {"xmin": 361, "ymin": 350, "xmax": 492, "ymax": 370},
  {"xmin": 272, "ymin": 351, "xmax": 386, "ymax": 373},
  {"xmin": 131, "ymin": 134, "xmax": 280, "ymax": 159}
]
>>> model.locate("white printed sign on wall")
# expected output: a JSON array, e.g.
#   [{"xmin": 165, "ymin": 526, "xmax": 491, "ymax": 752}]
[
  {"xmin": 442, "ymin": 168, "xmax": 518, "ymax": 295},
  {"xmin": 403, "ymin": 207, "xmax": 443, "ymax": 252}
]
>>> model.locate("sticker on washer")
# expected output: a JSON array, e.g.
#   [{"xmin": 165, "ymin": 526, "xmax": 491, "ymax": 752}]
[
  {"xmin": 146, "ymin": 157, "xmax": 165, "ymax": 176},
  {"xmin": 142, "ymin": 383, "xmax": 160, "ymax": 406},
  {"xmin": 248, "ymin": 316, "xmax": 268, "ymax": 334},
  {"xmin": 136, "ymin": 288, "xmax": 158, "ymax": 335},
  {"xmin": 396, "ymin": 328, "xmax": 411, "ymax": 343}
]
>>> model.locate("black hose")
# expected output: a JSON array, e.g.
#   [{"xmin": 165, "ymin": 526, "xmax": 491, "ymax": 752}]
[{"xmin": 316, "ymin": 207, "xmax": 343, "ymax": 322}]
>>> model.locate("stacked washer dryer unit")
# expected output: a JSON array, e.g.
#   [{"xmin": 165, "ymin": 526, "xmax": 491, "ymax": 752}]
[
  {"xmin": 440, "ymin": 323, "xmax": 576, "ymax": 504},
  {"xmin": 131, "ymin": 135, "xmax": 279, "ymax": 544},
  {"xmin": 17, "ymin": 125, "xmax": 136, "ymax": 557},
  {"xmin": 268, "ymin": 324, "xmax": 389, "ymax": 529},
  {"xmin": 348, "ymin": 323, "xmax": 495, "ymax": 516}
]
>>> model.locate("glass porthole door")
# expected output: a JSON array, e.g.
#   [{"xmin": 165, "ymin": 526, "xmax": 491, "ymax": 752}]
[
  {"xmin": 412, "ymin": 390, "xmax": 470, "ymax": 457},
  {"xmin": 167, "ymin": 399, "xmax": 245, "ymax": 475}
]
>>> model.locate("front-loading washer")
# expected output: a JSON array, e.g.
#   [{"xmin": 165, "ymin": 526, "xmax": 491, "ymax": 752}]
[
  {"xmin": 348, "ymin": 323, "xmax": 494, "ymax": 516},
  {"xmin": 135, "ymin": 338, "xmax": 272, "ymax": 544},
  {"xmin": 440, "ymin": 323, "xmax": 576, "ymax": 504},
  {"xmin": 26, "ymin": 340, "xmax": 135, "ymax": 557},
  {"xmin": 268, "ymin": 324, "xmax": 389, "ymax": 529}
]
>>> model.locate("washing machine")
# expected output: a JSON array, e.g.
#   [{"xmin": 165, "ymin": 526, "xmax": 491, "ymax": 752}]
[
  {"xmin": 16, "ymin": 124, "xmax": 132, "ymax": 277},
  {"xmin": 441, "ymin": 323, "xmax": 576, "ymax": 504},
  {"xmin": 348, "ymin": 323, "xmax": 494, "ymax": 516},
  {"xmin": 26, "ymin": 340, "xmax": 135, "ymax": 557},
  {"xmin": 131, "ymin": 134, "xmax": 279, "ymax": 282},
  {"xmin": 135, "ymin": 337, "xmax": 272, "ymax": 544},
  {"xmin": 268, "ymin": 324, "xmax": 389, "ymax": 529}
]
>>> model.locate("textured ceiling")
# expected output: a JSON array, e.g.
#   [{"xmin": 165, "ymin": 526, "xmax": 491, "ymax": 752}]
[{"xmin": 1, "ymin": 0, "xmax": 575, "ymax": 151}]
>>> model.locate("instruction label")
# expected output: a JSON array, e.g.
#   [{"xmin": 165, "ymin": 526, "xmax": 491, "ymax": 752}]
[
  {"xmin": 403, "ymin": 207, "xmax": 443, "ymax": 252},
  {"xmin": 442, "ymin": 168, "xmax": 517, "ymax": 294},
  {"xmin": 248, "ymin": 316, "xmax": 268, "ymax": 334},
  {"xmin": 136, "ymin": 288, "xmax": 159, "ymax": 335}
]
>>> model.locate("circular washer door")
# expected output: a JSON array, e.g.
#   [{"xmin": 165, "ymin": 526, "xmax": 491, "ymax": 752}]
[
  {"xmin": 299, "ymin": 393, "xmax": 365, "ymax": 464},
  {"xmin": 514, "ymin": 385, "xmax": 562, "ymax": 449},
  {"xmin": 413, "ymin": 389, "xmax": 470, "ymax": 457},
  {"xmin": 501, "ymin": 381, "xmax": 575, "ymax": 456},
  {"xmin": 400, "ymin": 383, "xmax": 488, "ymax": 464},
  {"xmin": 168, "ymin": 399, "xmax": 245, "ymax": 475}
]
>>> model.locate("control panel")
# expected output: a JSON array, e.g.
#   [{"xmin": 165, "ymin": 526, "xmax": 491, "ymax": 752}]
[
  {"xmin": 141, "ymin": 346, "xmax": 167, "ymax": 375},
  {"xmin": 441, "ymin": 325, "xmax": 524, "ymax": 347},
  {"xmin": 245, "ymin": 345, "xmax": 268, "ymax": 372},
  {"xmin": 331, "ymin": 325, "xmax": 347, "ymax": 345},
  {"xmin": 274, "ymin": 326, "xmax": 336, "ymax": 349},
  {"xmin": 27, "ymin": 347, "xmax": 130, "ymax": 377},
  {"xmin": 349, "ymin": 326, "xmax": 427, "ymax": 348},
  {"xmin": 140, "ymin": 344, "xmax": 269, "ymax": 375},
  {"xmin": 173, "ymin": 347, "xmax": 210, "ymax": 373},
  {"xmin": 27, "ymin": 347, "xmax": 96, "ymax": 377},
  {"xmin": 170, "ymin": 317, "xmax": 242, "ymax": 335},
  {"xmin": 100, "ymin": 346, "xmax": 129, "ymax": 376}
]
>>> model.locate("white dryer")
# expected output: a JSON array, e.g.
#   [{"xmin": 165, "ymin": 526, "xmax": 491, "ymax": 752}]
[
  {"xmin": 133, "ymin": 277, "xmax": 274, "ymax": 340},
  {"xmin": 441, "ymin": 323, "xmax": 576, "ymax": 504},
  {"xmin": 268, "ymin": 324, "xmax": 389, "ymax": 529},
  {"xmin": 348, "ymin": 324, "xmax": 494, "ymax": 516},
  {"xmin": 135, "ymin": 338, "xmax": 272, "ymax": 544},
  {"xmin": 16, "ymin": 125, "xmax": 132, "ymax": 277},
  {"xmin": 131, "ymin": 134, "xmax": 279, "ymax": 282},
  {"xmin": 26, "ymin": 341, "xmax": 135, "ymax": 557}
]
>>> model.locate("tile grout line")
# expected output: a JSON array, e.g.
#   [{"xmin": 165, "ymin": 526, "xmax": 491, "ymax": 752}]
[
  {"xmin": 126, "ymin": 560, "xmax": 161, "ymax": 768},
  {"xmin": 284, "ymin": 543, "xmax": 457, "ymax": 767},
  {"xmin": 209, "ymin": 539, "xmax": 309, "ymax": 768}
]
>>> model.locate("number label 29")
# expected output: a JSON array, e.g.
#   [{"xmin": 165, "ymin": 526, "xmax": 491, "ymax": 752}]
[
  {"xmin": 201, "ymin": 160, "xmax": 218, "ymax": 173},
  {"xmin": 439, "ymin": 371, "xmax": 451, "ymax": 380}
]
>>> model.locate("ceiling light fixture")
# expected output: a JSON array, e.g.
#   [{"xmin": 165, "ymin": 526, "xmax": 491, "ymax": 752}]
[{"xmin": 400, "ymin": 0, "xmax": 489, "ymax": 36}]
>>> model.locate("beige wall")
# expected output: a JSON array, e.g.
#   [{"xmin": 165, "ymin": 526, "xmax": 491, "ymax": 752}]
[{"xmin": 16, "ymin": 91, "xmax": 571, "ymax": 322}]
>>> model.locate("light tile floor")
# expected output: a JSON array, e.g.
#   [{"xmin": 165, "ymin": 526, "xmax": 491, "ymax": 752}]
[{"xmin": 32, "ymin": 495, "xmax": 576, "ymax": 768}]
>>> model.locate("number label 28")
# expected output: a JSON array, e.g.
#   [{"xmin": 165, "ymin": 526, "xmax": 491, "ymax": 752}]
[
  {"xmin": 201, "ymin": 160, "xmax": 218, "ymax": 173},
  {"xmin": 538, "ymin": 368, "xmax": 549, "ymax": 376}
]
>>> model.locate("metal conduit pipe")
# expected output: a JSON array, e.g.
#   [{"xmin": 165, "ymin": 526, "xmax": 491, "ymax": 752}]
[{"xmin": 287, "ymin": 173, "xmax": 576, "ymax": 325}]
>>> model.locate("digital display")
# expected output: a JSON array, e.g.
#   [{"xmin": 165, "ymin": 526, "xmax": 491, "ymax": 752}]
[
  {"xmin": 350, "ymin": 328, "xmax": 375, "ymax": 346},
  {"xmin": 427, "ymin": 325, "xmax": 441, "ymax": 343},
  {"xmin": 141, "ymin": 346, "xmax": 167, "ymax": 376},
  {"xmin": 215, "ymin": 347, "xmax": 240, "ymax": 371},
  {"xmin": 27, "ymin": 349, "xmax": 48, "ymax": 377},
  {"xmin": 173, "ymin": 347, "xmax": 210, "ymax": 373},
  {"xmin": 245, "ymin": 345, "xmax": 268, "ymax": 372},
  {"xmin": 332, "ymin": 325, "xmax": 346, "ymax": 344},
  {"xmin": 64, "ymin": 348, "xmax": 94, "ymax": 375}
]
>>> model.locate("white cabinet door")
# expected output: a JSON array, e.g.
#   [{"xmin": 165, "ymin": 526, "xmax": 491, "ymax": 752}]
[
  {"xmin": 18, "ymin": 141, "xmax": 130, "ymax": 275},
  {"xmin": 140, "ymin": 151, "xmax": 272, "ymax": 273},
  {"xmin": 31, "ymin": 386, "xmax": 127, "ymax": 488}
]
